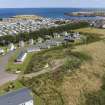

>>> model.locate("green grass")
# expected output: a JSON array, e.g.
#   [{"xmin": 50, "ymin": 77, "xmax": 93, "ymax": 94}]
[
  {"xmin": 6, "ymin": 49, "xmax": 35, "ymax": 73},
  {"xmin": 24, "ymin": 46, "xmax": 68, "ymax": 74},
  {"xmin": 74, "ymin": 27, "xmax": 105, "ymax": 36},
  {"xmin": 0, "ymin": 80, "xmax": 23, "ymax": 95},
  {"xmin": 84, "ymin": 76, "xmax": 105, "ymax": 105},
  {"xmin": 73, "ymin": 27, "xmax": 103, "ymax": 45},
  {"xmin": 20, "ymin": 45, "xmax": 92, "ymax": 105},
  {"xmin": 34, "ymin": 94, "xmax": 44, "ymax": 105}
]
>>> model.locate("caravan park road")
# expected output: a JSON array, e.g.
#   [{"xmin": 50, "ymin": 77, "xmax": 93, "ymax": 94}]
[{"xmin": 0, "ymin": 52, "xmax": 18, "ymax": 86}]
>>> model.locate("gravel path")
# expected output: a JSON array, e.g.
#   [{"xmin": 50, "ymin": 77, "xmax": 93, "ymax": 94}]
[{"xmin": 0, "ymin": 52, "xmax": 18, "ymax": 86}]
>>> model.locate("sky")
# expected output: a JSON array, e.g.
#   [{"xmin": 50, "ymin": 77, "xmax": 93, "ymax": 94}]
[{"xmin": 0, "ymin": 0, "xmax": 104, "ymax": 8}]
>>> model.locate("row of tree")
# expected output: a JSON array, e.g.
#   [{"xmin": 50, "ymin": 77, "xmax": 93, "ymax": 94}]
[{"xmin": 0, "ymin": 22, "xmax": 89, "ymax": 46}]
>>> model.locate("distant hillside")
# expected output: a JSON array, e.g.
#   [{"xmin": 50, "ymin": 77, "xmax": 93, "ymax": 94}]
[
  {"xmin": 64, "ymin": 11, "xmax": 105, "ymax": 17},
  {"xmin": 12, "ymin": 15, "xmax": 42, "ymax": 20}
]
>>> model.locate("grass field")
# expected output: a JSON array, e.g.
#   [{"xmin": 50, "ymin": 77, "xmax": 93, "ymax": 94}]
[
  {"xmin": 74, "ymin": 27, "xmax": 105, "ymax": 38},
  {"xmin": 0, "ymin": 80, "xmax": 23, "ymax": 95},
  {"xmin": 21, "ymin": 39, "xmax": 105, "ymax": 105},
  {"xmin": 19, "ymin": 44, "xmax": 92, "ymax": 105}
]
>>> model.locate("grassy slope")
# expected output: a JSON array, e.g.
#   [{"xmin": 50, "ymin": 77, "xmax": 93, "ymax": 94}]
[
  {"xmin": 8, "ymin": 27, "xmax": 105, "ymax": 105},
  {"xmin": 20, "ymin": 45, "xmax": 92, "ymax": 105},
  {"xmin": 74, "ymin": 27, "xmax": 105, "ymax": 36},
  {"xmin": 58, "ymin": 28, "xmax": 105, "ymax": 105},
  {"xmin": 23, "ymin": 28, "xmax": 105, "ymax": 105},
  {"xmin": 1, "ymin": 27, "xmax": 105, "ymax": 105},
  {"xmin": 61, "ymin": 41, "xmax": 105, "ymax": 105}
]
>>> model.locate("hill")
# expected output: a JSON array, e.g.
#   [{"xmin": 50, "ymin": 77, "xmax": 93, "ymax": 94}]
[{"xmin": 1, "ymin": 27, "xmax": 105, "ymax": 105}]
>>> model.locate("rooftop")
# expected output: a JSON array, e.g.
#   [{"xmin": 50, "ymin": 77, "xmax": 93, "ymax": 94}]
[{"xmin": 0, "ymin": 87, "xmax": 33, "ymax": 105}]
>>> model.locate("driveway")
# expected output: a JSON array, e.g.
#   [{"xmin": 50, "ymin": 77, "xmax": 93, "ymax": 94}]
[{"xmin": 0, "ymin": 51, "xmax": 18, "ymax": 86}]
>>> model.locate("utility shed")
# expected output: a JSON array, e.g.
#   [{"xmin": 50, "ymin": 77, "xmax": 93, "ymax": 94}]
[{"xmin": 0, "ymin": 88, "xmax": 34, "ymax": 105}]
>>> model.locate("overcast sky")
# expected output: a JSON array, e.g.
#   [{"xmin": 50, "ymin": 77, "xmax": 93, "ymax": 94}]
[{"xmin": 0, "ymin": 0, "xmax": 104, "ymax": 8}]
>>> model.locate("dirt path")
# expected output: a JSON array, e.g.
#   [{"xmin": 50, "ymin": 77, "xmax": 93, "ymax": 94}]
[{"xmin": 24, "ymin": 62, "xmax": 64, "ymax": 78}]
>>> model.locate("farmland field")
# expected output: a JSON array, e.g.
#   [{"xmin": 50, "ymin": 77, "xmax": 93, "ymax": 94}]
[{"xmin": 74, "ymin": 27, "xmax": 105, "ymax": 38}]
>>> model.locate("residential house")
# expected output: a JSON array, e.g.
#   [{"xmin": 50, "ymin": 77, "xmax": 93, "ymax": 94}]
[
  {"xmin": 0, "ymin": 48, "xmax": 4, "ymax": 55},
  {"xmin": 19, "ymin": 41, "xmax": 25, "ymax": 47},
  {"xmin": 37, "ymin": 37, "xmax": 44, "ymax": 43},
  {"xmin": 45, "ymin": 39, "xmax": 63, "ymax": 47},
  {"xmin": 53, "ymin": 33, "xmax": 61, "ymax": 38},
  {"xmin": 38, "ymin": 43, "xmax": 51, "ymax": 49},
  {"xmin": 8, "ymin": 43, "xmax": 16, "ymax": 51},
  {"xmin": 29, "ymin": 39, "xmax": 34, "ymax": 45},
  {"xmin": 0, "ymin": 88, "xmax": 34, "ymax": 105},
  {"xmin": 16, "ymin": 51, "xmax": 27, "ymax": 62},
  {"xmin": 62, "ymin": 31, "xmax": 68, "ymax": 36},
  {"xmin": 27, "ymin": 46, "xmax": 41, "ymax": 53}
]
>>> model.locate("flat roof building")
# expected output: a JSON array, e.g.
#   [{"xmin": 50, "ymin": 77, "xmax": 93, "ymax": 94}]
[
  {"xmin": 0, "ymin": 88, "xmax": 33, "ymax": 105},
  {"xmin": 16, "ymin": 51, "xmax": 27, "ymax": 62}
]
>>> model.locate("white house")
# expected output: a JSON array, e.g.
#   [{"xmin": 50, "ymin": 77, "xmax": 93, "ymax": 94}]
[
  {"xmin": 16, "ymin": 51, "xmax": 27, "ymax": 62},
  {"xmin": 62, "ymin": 31, "xmax": 68, "ymax": 36},
  {"xmin": 29, "ymin": 39, "xmax": 34, "ymax": 45},
  {"xmin": 45, "ymin": 39, "xmax": 62, "ymax": 47},
  {"xmin": 37, "ymin": 37, "xmax": 43, "ymax": 43},
  {"xmin": 8, "ymin": 43, "xmax": 16, "ymax": 51},
  {"xmin": 0, "ymin": 48, "xmax": 4, "ymax": 55},
  {"xmin": 53, "ymin": 33, "xmax": 61, "ymax": 38},
  {"xmin": 27, "ymin": 47, "xmax": 41, "ymax": 53},
  {"xmin": 73, "ymin": 32, "xmax": 80, "ymax": 40},
  {"xmin": 0, "ymin": 88, "xmax": 34, "ymax": 105},
  {"xmin": 19, "ymin": 41, "xmax": 25, "ymax": 47},
  {"xmin": 102, "ymin": 24, "xmax": 105, "ymax": 28}
]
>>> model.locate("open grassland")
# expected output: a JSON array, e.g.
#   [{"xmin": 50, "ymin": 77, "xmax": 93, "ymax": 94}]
[
  {"xmin": 65, "ymin": 40, "xmax": 105, "ymax": 105},
  {"xmin": 20, "ymin": 44, "xmax": 92, "ymax": 105},
  {"xmin": 22, "ymin": 38, "xmax": 105, "ymax": 105},
  {"xmin": 74, "ymin": 27, "xmax": 105, "ymax": 37}
]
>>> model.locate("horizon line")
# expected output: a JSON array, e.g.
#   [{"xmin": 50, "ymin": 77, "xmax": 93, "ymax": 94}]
[{"xmin": 0, "ymin": 7, "xmax": 105, "ymax": 9}]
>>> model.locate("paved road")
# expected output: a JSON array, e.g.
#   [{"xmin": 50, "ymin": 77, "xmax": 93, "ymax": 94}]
[{"xmin": 0, "ymin": 52, "xmax": 18, "ymax": 86}]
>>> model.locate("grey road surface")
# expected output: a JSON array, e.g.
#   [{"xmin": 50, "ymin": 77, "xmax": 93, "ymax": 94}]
[{"xmin": 0, "ymin": 51, "xmax": 17, "ymax": 86}]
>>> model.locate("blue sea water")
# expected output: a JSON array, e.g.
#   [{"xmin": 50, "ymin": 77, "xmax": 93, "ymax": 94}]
[{"xmin": 0, "ymin": 8, "xmax": 104, "ymax": 19}]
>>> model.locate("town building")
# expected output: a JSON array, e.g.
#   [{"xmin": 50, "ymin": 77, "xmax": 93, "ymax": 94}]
[
  {"xmin": 45, "ymin": 39, "xmax": 63, "ymax": 46},
  {"xmin": 53, "ymin": 33, "xmax": 61, "ymax": 38},
  {"xmin": 16, "ymin": 51, "xmax": 27, "ymax": 62},
  {"xmin": 0, "ymin": 48, "xmax": 4, "ymax": 55},
  {"xmin": 8, "ymin": 43, "xmax": 16, "ymax": 51},
  {"xmin": 64, "ymin": 32, "xmax": 81, "ymax": 42},
  {"xmin": 37, "ymin": 37, "xmax": 44, "ymax": 43},
  {"xmin": 0, "ymin": 88, "xmax": 34, "ymax": 105},
  {"xmin": 19, "ymin": 41, "xmax": 25, "ymax": 47},
  {"xmin": 27, "ymin": 46, "xmax": 41, "ymax": 53},
  {"xmin": 62, "ymin": 31, "xmax": 68, "ymax": 36},
  {"xmin": 29, "ymin": 39, "xmax": 34, "ymax": 45}
]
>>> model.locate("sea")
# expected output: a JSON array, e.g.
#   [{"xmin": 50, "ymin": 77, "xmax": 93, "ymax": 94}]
[{"xmin": 0, "ymin": 8, "xmax": 104, "ymax": 20}]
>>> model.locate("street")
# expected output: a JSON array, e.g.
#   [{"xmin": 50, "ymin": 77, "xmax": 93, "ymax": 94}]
[{"xmin": 0, "ymin": 52, "xmax": 18, "ymax": 86}]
